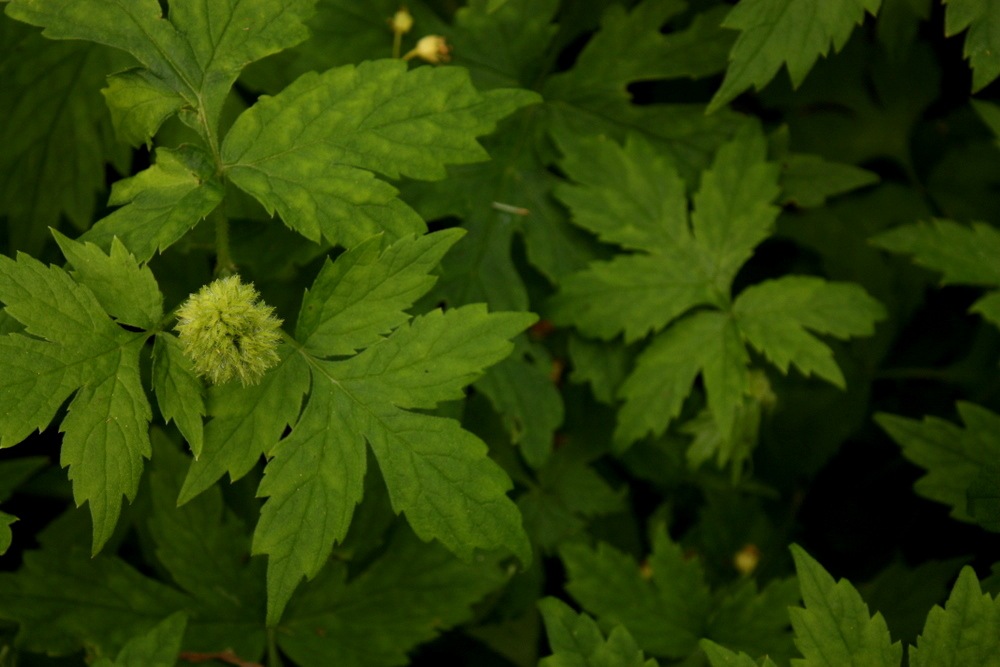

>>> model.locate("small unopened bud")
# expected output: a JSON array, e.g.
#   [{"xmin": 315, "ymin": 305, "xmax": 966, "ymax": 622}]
[
  {"xmin": 390, "ymin": 7, "xmax": 414, "ymax": 34},
  {"xmin": 174, "ymin": 275, "xmax": 283, "ymax": 387},
  {"xmin": 733, "ymin": 544, "xmax": 761, "ymax": 575},
  {"xmin": 403, "ymin": 35, "xmax": 451, "ymax": 64}
]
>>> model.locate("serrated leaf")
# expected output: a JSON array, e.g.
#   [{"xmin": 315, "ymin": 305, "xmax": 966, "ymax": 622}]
[
  {"xmin": 101, "ymin": 612, "xmax": 187, "ymax": 667},
  {"xmin": 296, "ymin": 229, "xmax": 463, "ymax": 356},
  {"xmin": 876, "ymin": 402, "xmax": 1000, "ymax": 522},
  {"xmin": 567, "ymin": 334, "xmax": 635, "ymax": 405},
  {"xmin": 545, "ymin": 0, "xmax": 733, "ymax": 103},
  {"xmin": 80, "ymin": 146, "xmax": 224, "ymax": 262},
  {"xmin": 101, "ymin": 68, "xmax": 185, "ymax": 148},
  {"xmin": 0, "ymin": 546, "xmax": 192, "ymax": 656},
  {"xmin": 222, "ymin": 59, "xmax": 538, "ymax": 246},
  {"xmin": 910, "ymin": 566, "xmax": 1000, "ymax": 666},
  {"xmin": 733, "ymin": 276, "xmax": 886, "ymax": 387},
  {"xmin": 151, "ymin": 334, "xmax": 205, "ymax": 458},
  {"xmin": 145, "ymin": 431, "xmax": 265, "ymax": 656},
  {"xmin": 52, "ymin": 230, "xmax": 163, "ymax": 329},
  {"xmin": 709, "ymin": 0, "xmax": 882, "ymax": 112},
  {"xmin": 239, "ymin": 232, "xmax": 531, "ymax": 623},
  {"xmin": 277, "ymin": 526, "xmax": 508, "ymax": 667},
  {"xmin": 779, "ymin": 153, "xmax": 880, "ymax": 208},
  {"xmin": 178, "ymin": 347, "xmax": 310, "ymax": 504},
  {"xmin": 0, "ymin": 252, "xmax": 156, "ymax": 552},
  {"xmin": 872, "ymin": 219, "xmax": 1000, "ymax": 285},
  {"xmin": 967, "ymin": 465, "xmax": 1000, "ymax": 531},
  {"xmin": 560, "ymin": 532, "xmax": 710, "ymax": 658},
  {"xmin": 0, "ymin": 19, "xmax": 128, "ymax": 255},
  {"xmin": 700, "ymin": 639, "xmax": 779, "ymax": 667},
  {"xmin": 616, "ymin": 310, "xmax": 748, "ymax": 449},
  {"xmin": 789, "ymin": 544, "xmax": 902, "ymax": 666},
  {"xmin": 539, "ymin": 597, "xmax": 659, "ymax": 667},
  {"xmin": 944, "ymin": 0, "xmax": 1000, "ymax": 92},
  {"xmin": 6, "ymin": 0, "xmax": 316, "ymax": 144}
]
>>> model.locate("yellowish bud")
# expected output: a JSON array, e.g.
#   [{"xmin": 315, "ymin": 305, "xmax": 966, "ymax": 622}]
[
  {"xmin": 733, "ymin": 544, "xmax": 761, "ymax": 575},
  {"xmin": 403, "ymin": 35, "xmax": 451, "ymax": 64},
  {"xmin": 390, "ymin": 7, "xmax": 414, "ymax": 34}
]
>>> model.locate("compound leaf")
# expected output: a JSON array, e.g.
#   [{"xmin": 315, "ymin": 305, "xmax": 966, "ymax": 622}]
[
  {"xmin": 237, "ymin": 231, "xmax": 530, "ymax": 624},
  {"xmin": 709, "ymin": 0, "xmax": 882, "ymax": 112},
  {"xmin": 221, "ymin": 59, "xmax": 538, "ymax": 247},
  {"xmin": 0, "ymin": 249, "xmax": 160, "ymax": 553},
  {"xmin": 789, "ymin": 544, "xmax": 902, "ymax": 666}
]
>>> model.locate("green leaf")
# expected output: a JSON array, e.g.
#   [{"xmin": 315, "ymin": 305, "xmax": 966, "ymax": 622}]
[
  {"xmin": 544, "ymin": 0, "xmax": 733, "ymax": 104},
  {"xmin": 0, "ymin": 19, "xmax": 128, "ymax": 255},
  {"xmin": 52, "ymin": 230, "xmax": 163, "ymax": 329},
  {"xmin": 221, "ymin": 59, "xmax": 538, "ymax": 247},
  {"xmin": 178, "ymin": 347, "xmax": 310, "ymax": 504},
  {"xmin": 101, "ymin": 68, "xmax": 185, "ymax": 148},
  {"xmin": 0, "ymin": 546, "xmax": 192, "ymax": 656},
  {"xmin": 277, "ymin": 526, "xmax": 509, "ymax": 667},
  {"xmin": 100, "ymin": 612, "xmax": 188, "ymax": 667},
  {"xmin": 550, "ymin": 126, "xmax": 780, "ymax": 344},
  {"xmin": 789, "ymin": 544, "xmax": 902, "ymax": 666},
  {"xmin": 0, "ymin": 252, "xmax": 158, "ymax": 552},
  {"xmin": 145, "ymin": 430, "xmax": 265, "ymax": 657},
  {"xmin": 475, "ymin": 339, "xmax": 564, "ymax": 469},
  {"xmin": 967, "ymin": 465, "xmax": 1000, "ymax": 532},
  {"xmin": 910, "ymin": 566, "xmax": 1000, "ymax": 666},
  {"xmin": 560, "ymin": 532, "xmax": 710, "ymax": 658},
  {"xmin": 151, "ymin": 334, "xmax": 205, "ymax": 458},
  {"xmin": 295, "ymin": 229, "xmax": 463, "ymax": 356},
  {"xmin": 80, "ymin": 146, "xmax": 224, "ymax": 263},
  {"xmin": 539, "ymin": 597, "xmax": 659, "ymax": 667},
  {"xmin": 700, "ymin": 639, "xmax": 779, "ymax": 667},
  {"xmin": 876, "ymin": 402, "xmax": 1000, "ymax": 522},
  {"xmin": 944, "ymin": 0, "xmax": 1000, "ymax": 92},
  {"xmin": 6, "ymin": 0, "xmax": 316, "ymax": 143},
  {"xmin": 567, "ymin": 335, "xmax": 635, "ymax": 405},
  {"xmin": 709, "ymin": 0, "xmax": 882, "ymax": 112},
  {"xmin": 779, "ymin": 153, "xmax": 880, "ymax": 208},
  {"xmin": 733, "ymin": 276, "xmax": 886, "ymax": 388},
  {"xmin": 871, "ymin": 219, "xmax": 1000, "ymax": 285},
  {"xmin": 615, "ymin": 310, "xmax": 747, "ymax": 448},
  {"xmin": 0, "ymin": 511, "xmax": 16, "ymax": 555},
  {"xmin": 219, "ymin": 231, "xmax": 532, "ymax": 623}
]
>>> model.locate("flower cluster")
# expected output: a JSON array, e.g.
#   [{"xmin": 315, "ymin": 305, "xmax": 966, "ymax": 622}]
[{"xmin": 174, "ymin": 275, "xmax": 283, "ymax": 386}]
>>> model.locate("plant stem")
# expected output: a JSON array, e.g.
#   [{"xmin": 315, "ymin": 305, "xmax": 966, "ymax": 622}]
[
  {"xmin": 213, "ymin": 205, "xmax": 235, "ymax": 277},
  {"xmin": 267, "ymin": 627, "xmax": 282, "ymax": 667}
]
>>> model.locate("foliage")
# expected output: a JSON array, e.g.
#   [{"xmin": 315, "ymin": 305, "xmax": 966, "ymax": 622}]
[{"xmin": 0, "ymin": 0, "xmax": 999, "ymax": 665}]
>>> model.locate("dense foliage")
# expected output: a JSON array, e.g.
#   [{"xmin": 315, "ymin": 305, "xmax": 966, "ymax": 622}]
[{"xmin": 1, "ymin": 0, "xmax": 1000, "ymax": 665}]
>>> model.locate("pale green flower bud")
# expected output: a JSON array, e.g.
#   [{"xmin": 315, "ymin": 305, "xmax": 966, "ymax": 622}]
[{"xmin": 174, "ymin": 275, "xmax": 283, "ymax": 387}]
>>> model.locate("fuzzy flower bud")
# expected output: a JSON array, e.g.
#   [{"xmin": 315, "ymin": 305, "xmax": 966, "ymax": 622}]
[
  {"xmin": 174, "ymin": 275, "xmax": 283, "ymax": 387},
  {"xmin": 403, "ymin": 35, "xmax": 451, "ymax": 64}
]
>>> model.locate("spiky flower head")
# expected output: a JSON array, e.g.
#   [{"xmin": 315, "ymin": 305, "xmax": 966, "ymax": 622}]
[{"xmin": 174, "ymin": 275, "xmax": 283, "ymax": 387}]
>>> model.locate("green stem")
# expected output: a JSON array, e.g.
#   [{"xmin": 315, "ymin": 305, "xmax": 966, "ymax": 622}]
[
  {"xmin": 213, "ymin": 205, "xmax": 235, "ymax": 277},
  {"xmin": 267, "ymin": 627, "xmax": 282, "ymax": 667}
]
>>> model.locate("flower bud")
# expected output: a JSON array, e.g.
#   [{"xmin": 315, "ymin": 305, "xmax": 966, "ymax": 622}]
[
  {"xmin": 174, "ymin": 275, "xmax": 283, "ymax": 387},
  {"xmin": 390, "ymin": 7, "xmax": 414, "ymax": 34},
  {"xmin": 404, "ymin": 35, "xmax": 451, "ymax": 64}
]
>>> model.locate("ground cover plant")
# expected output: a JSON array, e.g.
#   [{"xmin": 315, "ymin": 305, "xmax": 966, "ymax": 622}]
[{"xmin": 2, "ymin": 0, "xmax": 1000, "ymax": 664}]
